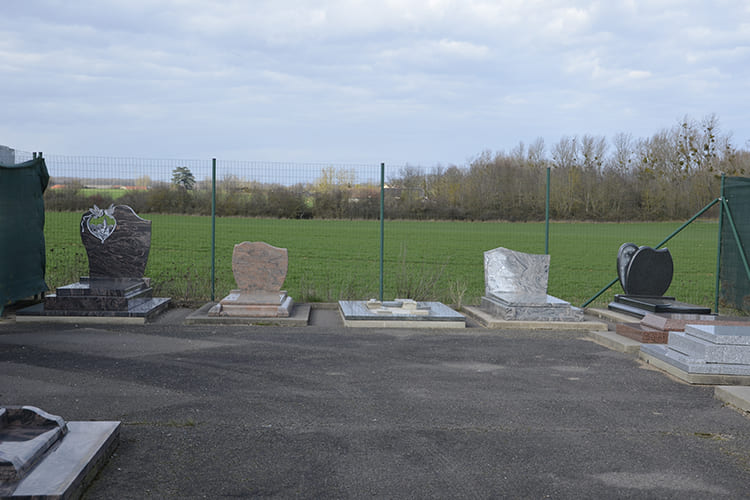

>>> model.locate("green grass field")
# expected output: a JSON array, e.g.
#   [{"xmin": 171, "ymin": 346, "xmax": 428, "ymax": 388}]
[
  {"xmin": 43, "ymin": 212, "xmax": 721, "ymax": 310},
  {"xmin": 78, "ymin": 188, "xmax": 128, "ymax": 199}
]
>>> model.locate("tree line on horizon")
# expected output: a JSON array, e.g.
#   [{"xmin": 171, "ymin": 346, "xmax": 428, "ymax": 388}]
[{"xmin": 44, "ymin": 115, "xmax": 750, "ymax": 221}]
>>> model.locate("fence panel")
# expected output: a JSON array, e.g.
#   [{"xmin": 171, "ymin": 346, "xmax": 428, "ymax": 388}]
[{"xmin": 14, "ymin": 150, "xmax": 725, "ymax": 312}]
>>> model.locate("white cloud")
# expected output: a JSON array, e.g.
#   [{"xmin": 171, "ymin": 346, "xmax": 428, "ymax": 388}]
[{"xmin": 1, "ymin": 0, "xmax": 749, "ymax": 164}]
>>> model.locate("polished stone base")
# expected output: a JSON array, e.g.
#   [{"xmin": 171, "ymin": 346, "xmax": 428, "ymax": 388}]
[
  {"xmin": 640, "ymin": 324, "xmax": 750, "ymax": 384},
  {"xmin": 480, "ymin": 293, "xmax": 583, "ymax": 322},
  {"xmin": 615, "ymin": 313, "xmax": 741, "ymax": 344},
  {"xmin": 16, "ymin": 277, "xmax": 170, "ymax": 322},
  {"xmin": 608, "ymin": 295, "xmax": 712, "ymax": 318},
  {"xmin": 0, "ymin": 406, "xmax": 120, "ymax": 499},
  {"xmin": 186, "ymin": 301, "xmax": 310, "ymax": 326},
  {"xmin": 616, "ymin": 322, "xmax": 668, "ymax": 344},
  {"xmin": 464, "ymin": 306, "xmax": 606, "ymax": 331},
  {"xmin": 208, "ymin": 290, "xmax": 293, "ymax": 317},
  {"xmin": 339, "ymin": 300, "xmax": 465, "ymax": 328}
]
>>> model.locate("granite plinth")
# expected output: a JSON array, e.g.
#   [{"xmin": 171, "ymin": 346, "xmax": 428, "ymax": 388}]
[
  {"xmin": 640, "ymin": 324, "xmax": 750, "ymax": 383},
  {"xmin": 615, "ymin": 322, "xmax": 668, "ymax": 344},
  {"xmin": 339, "ymin": 300, "xmax": 465, "ymax": 328},
  {"xmin": 209, "ymin": 291, "xmax": 294, "ymax": 317},
  {"xmin": 186, "ymin": 302, "xmax": 311, "ymax": 326},
  {"xmin": 480, "ymin": 293, "xmax": 584, "ymax": 322},
  {"xmin": 640, "ymin": 313, "xmax": 723, "ymax": 331},
  {"xmin": 641, "ymin": 345, "xmax": 750, "ymax": 378},
  {"xmin": 608, "ymin": 295, "xmax": 712, "ymax": 317},
  {"xmin": 614, "ymin": 313, "xmax": 736, "ymax": 344},
  {"xmin": 17, "ymin": 277, "xmax": 170, "ymax": 321}
]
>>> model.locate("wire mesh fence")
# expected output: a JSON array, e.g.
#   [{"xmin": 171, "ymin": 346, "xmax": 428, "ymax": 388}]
[{"xmin": 18, "ymin": 150, "xmax": 726, "ymax": 312}]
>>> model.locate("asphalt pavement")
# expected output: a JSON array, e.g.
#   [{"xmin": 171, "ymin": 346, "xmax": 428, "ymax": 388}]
[{"xmin": 1, "ymin": 306, "xmax": 749, "ymax": 499}]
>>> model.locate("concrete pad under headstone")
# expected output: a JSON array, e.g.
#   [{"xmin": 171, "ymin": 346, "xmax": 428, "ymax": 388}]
[
  {"xmin": 339, "ymin": 300, "xmax": 465, "ymax": 328},
  {"xmin": 186, "ymin": 301, "xmax": 311, "ymax": 326}
]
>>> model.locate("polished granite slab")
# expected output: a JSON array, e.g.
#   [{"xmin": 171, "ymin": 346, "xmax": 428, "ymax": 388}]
[
  {"xmin": 481, "ymin": 293, "xmax": 584, "ymax": 321},
  {"xmin": 0, "ymin": 406, "xmax": 120, "ymax": 499},
  {"xmin": 608, "ymin": 295, "xmax": 712, "ymax": 317},
  {"xmin": 17, "ymin": 297, "xmax": 171, "ymax": 320},
  {"xmin": 339, "ymin": 300, "xmax": 465, "ymax": 328},
  {"xmin": 640, "ymin": 324, "xmax": 750, "ymax": 379}
]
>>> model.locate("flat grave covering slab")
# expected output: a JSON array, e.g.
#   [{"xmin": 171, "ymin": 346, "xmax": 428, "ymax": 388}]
[{"xmin": 339, "ymin": 300, "xmax": 465, "ymax": 328}]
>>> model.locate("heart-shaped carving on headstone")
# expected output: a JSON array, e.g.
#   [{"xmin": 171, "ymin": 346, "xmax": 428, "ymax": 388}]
[
  {"xmin": 82, "ymin": 204, "xmax": 117, "ymax": 243},
  {"xmin": 80, "ymin": 205, "xmax": 151, "ymax": 278},
  {"xmin": 623, "ymin": 246, "xmax": 673, "ymax": 296}
]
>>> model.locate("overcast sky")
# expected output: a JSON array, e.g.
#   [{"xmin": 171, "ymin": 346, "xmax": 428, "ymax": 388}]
[{"xmin": 2, "ymin": 0, "xmax": 749, "ymax": 168}]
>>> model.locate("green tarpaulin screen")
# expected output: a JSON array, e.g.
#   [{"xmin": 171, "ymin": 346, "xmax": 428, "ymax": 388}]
[
  {"xmin": 0, "ymin": 157, "xmax": 49, "ymax": 308},
  {"xmin": 719, "ymin": 176, "xmax": 750, "ymax": 312}
]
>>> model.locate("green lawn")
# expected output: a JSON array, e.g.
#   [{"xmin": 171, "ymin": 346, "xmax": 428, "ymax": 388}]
[{"xmin": 43, "ymin": 212, "xmax": 721, "ymax": 310}]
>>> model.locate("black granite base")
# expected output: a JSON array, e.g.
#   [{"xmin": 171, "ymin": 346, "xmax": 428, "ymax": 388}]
[
  {"xmin": 608, "ymin": 295, "xmax": 712, "ymax": 318},
  {"xmin": 16, "ymin": 277, "xmax": 170, "ymax": 320}
]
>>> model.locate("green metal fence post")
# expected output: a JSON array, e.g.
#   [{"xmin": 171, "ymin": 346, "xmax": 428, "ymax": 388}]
[
  {"xmin": 211, "ymin": 158, "xmax": 216, "ymax": 302},
  {"xmin": 545, "ymin": 166, "xmax": 550, "ymax": 254},
  {"xmin": 380, "ymin": 162, "xmax": 385, "ymax": 302},
  {"xmin": 714, "ymin": 173, "xmax": 725, "ymax": 313}
]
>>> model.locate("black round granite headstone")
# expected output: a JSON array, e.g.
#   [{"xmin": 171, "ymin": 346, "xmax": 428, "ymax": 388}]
[
  {"xmin": 623, "ymin": 246, "xmax": 673, "ymax": 296},
  {"xmin": 617, "ymin": 242, "xmax": 639, "ymax": 293}
]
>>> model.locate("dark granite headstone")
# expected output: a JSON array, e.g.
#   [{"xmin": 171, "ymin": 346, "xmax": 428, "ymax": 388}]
[
  {"xmin": 18, "ymin": 205, "xmax": 169, "ymax": 320},
  {"xmin": 623, "ymin": 246, "xmax": 673, "ymax": 296},
  {"xmin": 81, "ymin": 205, "xmax": 151, "ymax": 278},
  {"xmin": 609, "ymin": 243, "xmax": 711, "ymax": 318}
]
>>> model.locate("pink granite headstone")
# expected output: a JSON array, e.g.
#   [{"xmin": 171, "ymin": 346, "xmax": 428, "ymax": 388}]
[
  {"xmin": 209, "ymin": 242, "xmax": 294, "ymax": 317},
  {"xmin": 232, "ymin": 241, "xmax": 287, "ymax": 293}
]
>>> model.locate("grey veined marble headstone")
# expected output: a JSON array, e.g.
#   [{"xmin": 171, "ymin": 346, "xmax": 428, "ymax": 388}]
[
  {"xmin": 484, "ymin": 247, "xmax": 549, "ymax": 298},
  {"xmin": 480, "ymin": 247, "xmax": 582, "ymax": 321}
]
